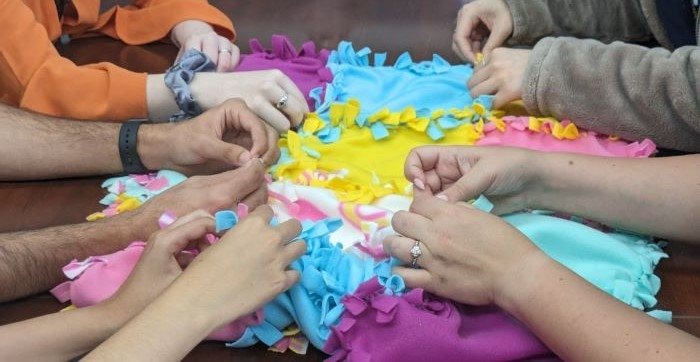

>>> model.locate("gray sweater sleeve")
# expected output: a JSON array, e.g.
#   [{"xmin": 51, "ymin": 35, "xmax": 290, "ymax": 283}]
[
  {"xmin": 504, "ymin": 0, "xmax": 654, "ymax": 46},
  {"xmin": 523, "ymin": 37, "xmax": 700, "ymax": 152}
]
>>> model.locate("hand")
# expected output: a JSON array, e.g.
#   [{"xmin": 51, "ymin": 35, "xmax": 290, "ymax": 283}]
[
  {"xmin": 139, "ymin": 99, "xmax": 280, "ymax": 174},
  {"xmin": 104, "ymin": 211, "xmax": 215, "ymax": 320},
  {"xmin": 453, "ymin": 0, "xmax": 513, "ymax": 63},
  {"xmin": 191, "ymin": 70, "xmax": 309, "ymax": 133},
  {"xmin": 130, "ymin": 160, "xmax": 268, "ymax": 239},
  {"xmin": 171, "ymin": 20, "xmax": 240, "ymax": 72},
  {"xmin": 468, "ymin": 48, "xmax": 530, "ymax": 108},
  {"xmin": 384, "ymin": 195, "xmax": 542, "ymax": 306},
  {"xmin": 405, "ymin": 145, "xmax": 541, "ymax": 214},
  {"xmin": 165, "ymin": 205, "xmax": 306, "ymax": 329}
]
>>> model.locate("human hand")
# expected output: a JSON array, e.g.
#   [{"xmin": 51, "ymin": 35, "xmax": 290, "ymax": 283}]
[
  {"xmin": 139, "ymin": 99, "xmax": 280, "ymax": 175},
  {"xmin": 468, "ymin": 48, "xmax": 530, "ymax": 108},
  {"xmin": 171, "ymin": 20, "xmax": 240, "ymax": 72},
  {"xmin": 190, "ymin": 70, "xmax": 309, "ymax": 133},
  {"xmin": 384, "ymin": 195, "xmax": 542, "ymax": 306},
  {"xmin": 105, "ymin": 210, "xmax": 215, "ymax": 320},
  {"xmin": 130, "ymin": 160, "xmax": 268, "ymax": 239},
  {"xmin": 165, "ymin": 205, "xmax": 306, "ymax": 329},
  {"xmin": 405, "ymin": 145, "xmax": 542, "ymax": 214},
  {"xmin": 453, "ymin": 0, "xmax": 513, "ymax": 63}
]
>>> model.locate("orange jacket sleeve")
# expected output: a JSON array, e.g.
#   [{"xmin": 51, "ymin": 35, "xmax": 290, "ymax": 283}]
[
  {"xmin": 66, "ymin": 0, "xmax": 236, "ymax": 45},
  {"xmin": 0, "ymin": 0, "xmax": 235, "ymax": 121}
]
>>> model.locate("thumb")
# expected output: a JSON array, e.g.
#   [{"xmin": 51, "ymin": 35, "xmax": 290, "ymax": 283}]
[
  {"xmin": 437, "ymin": 165, "xmax": 492, "ymax": 202},
  {"xmin": 202, "ymin": 139, "xmax": 252, "ymax": 167}
]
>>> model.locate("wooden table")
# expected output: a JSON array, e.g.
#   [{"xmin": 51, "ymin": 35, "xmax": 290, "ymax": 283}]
[{"xmin": 1, "ymin": 1, "xmax": 699, "ymax": 360}]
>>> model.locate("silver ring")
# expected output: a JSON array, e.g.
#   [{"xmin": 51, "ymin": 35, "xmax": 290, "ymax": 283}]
[
  {"xmin": 275, "ymin": 93, "xmax": 289, "ymax": 109},
  {"xmin": 219, "ymin": 48, "xmax": 232, "ymax": 54},
  {"xmin": 410, "ymin": 240, "xmax": 422, "ymax": 269}
]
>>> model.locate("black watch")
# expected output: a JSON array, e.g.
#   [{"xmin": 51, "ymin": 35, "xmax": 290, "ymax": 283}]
[{"xmin": 118, "ymin": 120, "xmax": 149, "ymax": 174}]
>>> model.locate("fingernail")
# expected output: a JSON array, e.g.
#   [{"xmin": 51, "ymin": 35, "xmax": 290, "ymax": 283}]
[
  {"xmin": 238, "ymin": 152, "xmax": 251, "ymax": 164},
  {"xmin": 436, "ymin": 194, "xmax": 448, "ymax": 201},
  {"xmin": 413, "ymin": 178, "xmax": 425, "ymax": 191}
]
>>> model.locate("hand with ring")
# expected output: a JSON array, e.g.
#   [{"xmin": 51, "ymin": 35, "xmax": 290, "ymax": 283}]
[
  {"xmin": 189, "ymin": 69, "xmax": 310, "ymax": 134},
  {"xmin": 383, "ymin": 193, "xmax": 541, "ymax": 306},
  {"xmin": 171, "ymin": 20, "xmax": 240, "ymax": 72}
]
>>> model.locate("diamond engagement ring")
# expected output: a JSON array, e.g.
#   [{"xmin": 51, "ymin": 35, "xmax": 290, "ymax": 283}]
[
  {"xmin": 219, "ymin": 48, "xmax": 232, "ymax": 54},
  {"xmin": 410, "ymin": 240, "xmax": 422, "ymax": 269},
  {"xmin": 276, "ymin": 93, "xmax": 289, "ymax": 109}
]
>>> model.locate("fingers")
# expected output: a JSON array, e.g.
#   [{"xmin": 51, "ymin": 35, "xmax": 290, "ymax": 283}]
[
  {"xmin": 157, "ymin": 216, "xmax": 216, "ymax": 255},
  {"xmin": 168, "ymin": 209, "xmax": 214, "ymax": 229},
  {"xmin": 274, "ymin": 218, "xmax": 303, "ymax": 244},
  {"xmin": 260, "ymin": 123, "xmax": 281, "ymax": 165},
  {"xmin": 216, "ymin": 101, "xmax": 269, "ymax": 161},
  {"xmin": 283, "ymin": 269, "xmax": 301, "ymax": 289},
  {"xmin": 275, "ymin": 73, "xmax": 310, "ymax": 114},
  {"xmin": 254, "ymin": 101, "xmax": 292, "ymax": 134},
  {"xmin": 229, "ymin": 44, "xmax": 241, "ymax": 69},
  {"xmin": 216, "ymin": 47, "xmax": 232, "ymax": 73},
  {"xmin": 216, "ymin": 39, "xmax": 241, "ymax": 72},
  {"xmin": 437, "ymin": 164, "xmax": 491, "ymax": 202},
  {"xmin": 482, "ymin": 26, "xmax": 510, "ymax": 56},
  {"xmin": 211, "ymin": 160, "xmax": 266, "ymax": 206},
  {"xmin": 493, "ymin": 90, "xmax": 516, "ymax": 110},
  {"xmin": 263, "ymin": 81, "xmax": 305, "ymax": 129},
  {"xmin": 240, "ymin": 182, "xmax": 268, "ymax": 210},
  {"xmin": 382, "ymin": 235, "xmax": 434, "ymax": 269},
  {"xmin": 468, "ymin": 64, "xmax": 492, "ymax": 89},
  {"xmin": 454, "ymin": 10, "xmax": 478, "ymax": 63},
  {"xmin": 470, "ymin": 78, "xmax": 498, "ymax": 98},
  {"xmin": 409, "ymin": 195, "xmax": 450, "ymax": 220},
  {"xmin": 404, "ymin": 146, "xmax": 440, "ymax": 186},
  {"xmin": 282, "ymin": 239, "xmax": 307, "ymax": 262},
  {"xmin": 391, "ymin": 210, "xmax": 431, "ymax": 242},
  {"xmin": 216, "ymin": 39, "xmax": 239, "ymax": 72},
  {"xmin": 201, "ymin": 139, "xmax": 253, "ymax": 167},
  {"xmin": 392, "ymin": 266, "xmax": 432, "ymax": 289},
  {"xmin": 232, "ymin": 106, "xmax": 271, "ymax": 161},
  {"xmin": 246, "ymin": 204, "xmax": 275, "ymax": 224}
]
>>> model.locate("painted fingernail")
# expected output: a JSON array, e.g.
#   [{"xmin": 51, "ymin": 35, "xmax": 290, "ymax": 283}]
[
  {"xmin": 436, "ymin": 194, "xmax": 448, "ymax": 201},
  {"xmin": 413, "ymin": 178, "xmax": 426, "ymax": 191}
]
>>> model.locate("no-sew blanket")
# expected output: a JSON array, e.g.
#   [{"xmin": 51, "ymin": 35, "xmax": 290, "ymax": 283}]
[{"xmin": 52, "ymin": 36, "xmax": 666, "ymax": 361}]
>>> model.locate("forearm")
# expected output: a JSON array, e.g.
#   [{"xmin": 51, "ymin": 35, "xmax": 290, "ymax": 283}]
[
  {"xmin": 0, "ymin": 302, "xmax": 128, "ymax": 361},
  {"xmin": 0, "ymin": 213, "xmax": 148, "ymax": 302},
  {"xmin": 0, "ymin": 103, "xmax": 179, "ymax": 180},
  {"xmin": 504, "ymin": 0, "xmax": 652, "ymax": 45},
  {"xmin": 529, "ymin": 153, "xmax": 700, "ymax": 243},
  {"xmin": 497, "ymin": 252, "xmax": 700, "ymax": 361},
  {"xmin": 523, "ymin": 38, "xmax": 700, "ymax": 151},
  {"xmin": 0, "ymin": 104, "xmax": 121, "ymax": 180},
  {"xmin": 85, "ymin": 284, "xmax": 227, "ymax": 360}
]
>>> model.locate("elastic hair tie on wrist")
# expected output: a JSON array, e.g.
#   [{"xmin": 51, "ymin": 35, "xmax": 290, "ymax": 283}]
[{"xmin": 164, "ymin": 49, "xmax": 217, "ymax": 122}]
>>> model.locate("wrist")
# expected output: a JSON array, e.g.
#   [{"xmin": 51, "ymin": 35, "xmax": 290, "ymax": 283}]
[
  {"xmin": 522, "ymin": 151, "xmax": 557, "ymax": 210},
  {"xmin": 188, "ymin": 73, "xmax": 217, "ymax": 110},
  {"xmin": 492, "ymin": 250, "xmax": 552, "ymax": 317},
  {"xmin": 164, "ymin": 280, "xmax": 244, "ymax": 334},
  {"xmin": 146, "ymin": 74, "xmax": 179, "ymax": 121},
  {"xmin": 93, "ymin": 297, "xmax": 139, "ymax": 330},
  {"xmin": 137, "ymin": 123, "xmax": 174, "ymax": 171}
]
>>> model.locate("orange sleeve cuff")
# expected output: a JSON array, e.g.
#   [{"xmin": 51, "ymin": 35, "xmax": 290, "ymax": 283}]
[
  {"xmin": 93, "ymin": 0, "xmax": 235, "ymax": 45},
  {"xmin": 21, "ymin": 58, "xmax": 148, "ymax": 121}
]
